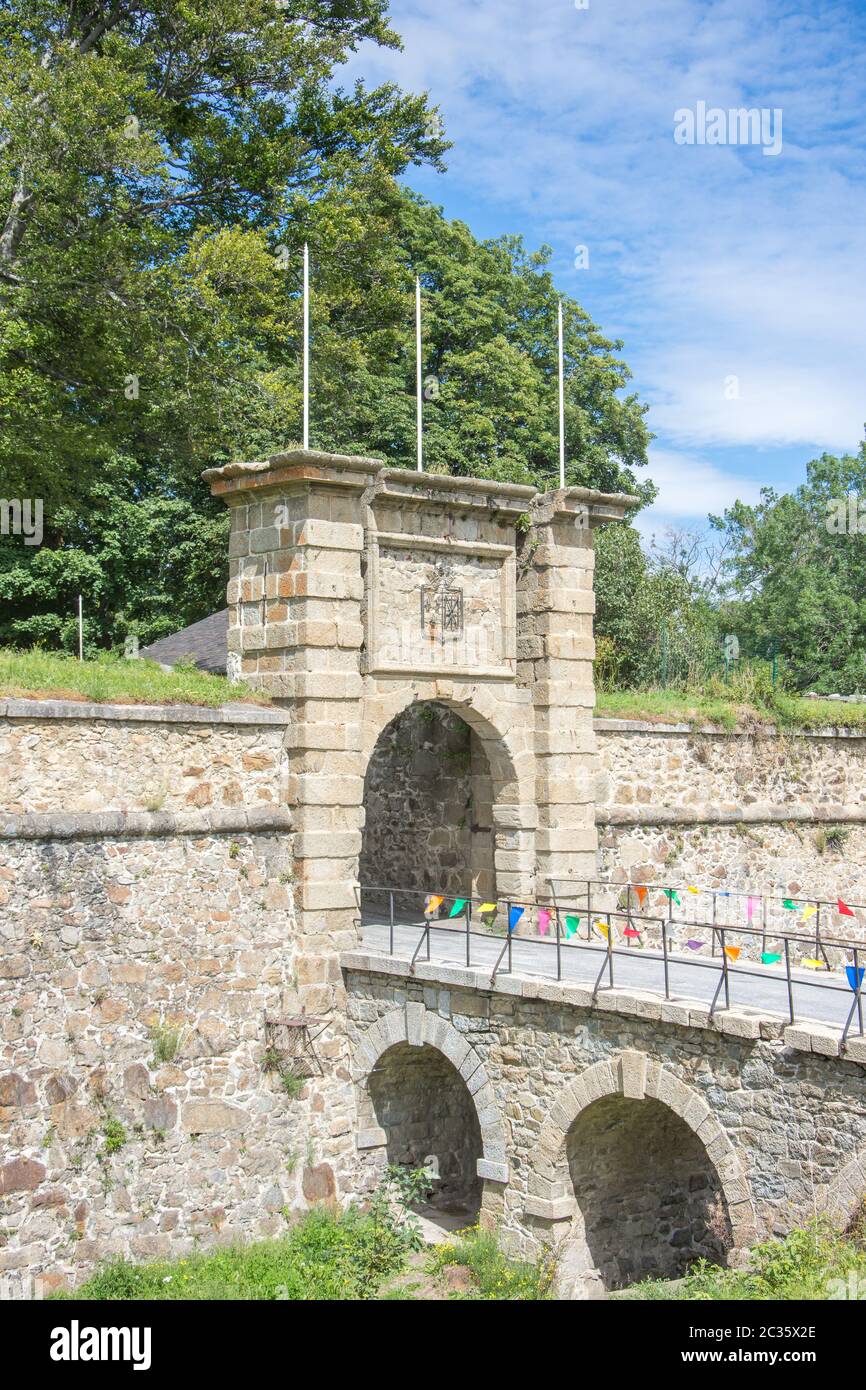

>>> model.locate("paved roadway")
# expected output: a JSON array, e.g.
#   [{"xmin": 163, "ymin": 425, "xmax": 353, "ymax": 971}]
[{"xmin": 360, "ymin": 919, "xmax": 861, "ymax": 1034}]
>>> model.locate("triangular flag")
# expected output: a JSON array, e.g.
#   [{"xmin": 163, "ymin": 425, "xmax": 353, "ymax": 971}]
[
  {"xmin": 634, "ymin": 885, "xmax": 647, "ymax": 906},
  {"xmin": 508, "ymin": 905, "xmax": 524, "ymax": 933},
  {"xmin": 801, "ymin": 904, "xmax": 817, "ymax": 921},
  {"xmin": 448, "ymin": 898, "xmax": 468, "ymax": 918},
  {"xmin": 686, "ymin": 885, "xmax": 700, "ymax": 895},
  {"xmin": 846, "ymin": 965, "xmax": 865, "ymax": 992},
  {"xmin": 781, "ymin": 899, "xmax": 798, "ymax": 911},
  {"xmin": 838, "ymin": 898, "xmax": 855, "ymax": 917},
  {"xmin": 761, "ymin": 952, "xmax": 782, "ymax": 965},
  {"xmin": 623, "ymin": 927, "xmax": 641, "ymax": 939},
  {"xmin": 594, "ymin": 920, "xmax": 611, "ymax": 939},
  {"xmin": 685, "ymin": 939, "xmax": 703, "ymax": 950},
  {"xmin": 747, "ymin": 896, "xmax": 759, "ymax": 921},
  {"xmin": 424, "ymin": 894, "xmax": 444, "ymax": 915},
  {"xmin": 564, "ymin": 914, "xmax": 580, "ymax": 939},
  {"xmin": 724, "ymin": 945, "xmax": 741, "ymax": 961},
  {"xmin": 802, "ymin": 957, "xmax": 826, "ymax": 969},
  {"xmin": 663, "ymin": 889, "xmax": 681, "ymax": 906},
  {"xmin": 537, "ymin": 909, "xmax": 551, "ymax": 937},
  {"xmin": 478, "ymin": 902, "xmax": 497, "ymax": 914}
]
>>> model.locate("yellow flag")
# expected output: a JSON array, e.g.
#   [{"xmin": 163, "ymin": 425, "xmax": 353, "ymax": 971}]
[
  {"xmin": 594, "ymin": 920, "xmax": 611, "ymax": 938},
  {"xmin": 478, "ymin": 902, "xmax": 497, "ymax": 914},
  {"xmin": 424, "ymin": 894, "xmax": 444, "ymax": 914},
  {"xmin": 802, "ymin": 957, "xmax": 825, "ymax": 969},
  {"xmin": 686, "ymin": 885, "xmax": 700, "ymax": 895},
  {"xmin": 801, "ymin": 905, "xmax": 817, "ymax": 921}
]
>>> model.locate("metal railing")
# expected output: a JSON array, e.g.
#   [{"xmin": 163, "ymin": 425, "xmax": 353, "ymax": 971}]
[{"xmin": 357, "ymin": 881, "xmax": 866, "ymax": 1046}]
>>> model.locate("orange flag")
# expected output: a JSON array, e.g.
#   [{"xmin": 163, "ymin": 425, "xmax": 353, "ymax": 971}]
[
  {"xmin": 634, "ymin": 885, "xmax": 648, "ymax": 907},
  {"xmin": 424, "ymin": 894, "xmax": 444, "ymax": 915},
  {"xmin": 724, "ymin": 945, "xmax": 741, "ymax": 961}
]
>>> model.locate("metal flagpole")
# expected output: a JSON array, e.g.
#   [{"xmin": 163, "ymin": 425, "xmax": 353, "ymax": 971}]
[
  {"xmin": 416, "ymin": 275, "xmax": 423, "ymax": 472},
  {"xmin": 558, "ymin": 299, "xmax": 565, "ymax": 488},
  {"xmin": 303, "ymin": 243, "xmax": 310, "ymax": 450}
]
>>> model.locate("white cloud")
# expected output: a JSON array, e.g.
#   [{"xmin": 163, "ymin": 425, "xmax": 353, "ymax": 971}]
[{"xmin": 346, "ymin": 0, "xmax": 866, "ymax": 460}]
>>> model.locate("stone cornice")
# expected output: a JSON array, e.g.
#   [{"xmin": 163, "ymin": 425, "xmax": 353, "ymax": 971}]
[{"xmin": 0, "ymin": 805, "xmax": 293, "ymax": 842}]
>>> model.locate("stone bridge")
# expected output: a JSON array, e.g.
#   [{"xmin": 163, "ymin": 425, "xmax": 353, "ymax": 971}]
[{"xmin": 342, "ymin": 948, "xmax": 866, "ymax": 1296}]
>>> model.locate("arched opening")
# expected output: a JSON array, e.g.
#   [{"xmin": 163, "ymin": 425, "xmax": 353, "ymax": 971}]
[
  {"xmin": 567, "ymin": 1095, "xmax": 733, "ymax": 1289},
  {"xmin": 368, "ymin": 1042, "xmax": 483, "ymax": 1223},
  {"xmin": 359, "ymin": 701, "xmax": 495, "ymax": 914}
]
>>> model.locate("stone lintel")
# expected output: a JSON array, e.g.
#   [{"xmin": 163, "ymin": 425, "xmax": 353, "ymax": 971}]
[
  {"xmin": 477, "ymin": 1158, "xmax": 510, "ymax": 1184},
  {"xmin": 524, "ymin": 1194, "xmax": 574, "ymax": 1221},
  {"xmin": 204, "ymin": 448, "xmax": 384, "ymax": 498},
  {"xmin": 530, "ymin": 485, "xmax": 639, "ymax": 529},
  {"xmin": 356, "ymin": 1126, "xmax": 388, "ymax": 1150}
]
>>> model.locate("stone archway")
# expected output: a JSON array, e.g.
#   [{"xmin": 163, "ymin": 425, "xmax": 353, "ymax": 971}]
[
  {"xmin": 359, "ymin": 701, "xmax": 496, "ymax": 914},
  {"xmin": 358, "ymin": 683, "xmax": 536, "ymax": 925},
  {"xmin": 353, "ymin": 1005, "xmax": 509, "ymax": 1216},
  {"xmin": 527, "ymin": 1053, "xmax": 757, "ymax": 1295}
]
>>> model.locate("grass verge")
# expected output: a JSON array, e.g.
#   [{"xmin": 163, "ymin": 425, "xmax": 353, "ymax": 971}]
[
  {"xmin": 627, "ymin": 1220, "xmax": 866, "ymax": 1301},
  {"xmin": 0, "ymin": 648, "xmax": 268, "ymax": 707},
  {"xmin": 53, "ymin": 1206, "xmax": 410, "ymax": 1301},
  {"xmin": 596, "ymin": 686, "xmax": 866, "ymax": 733}
]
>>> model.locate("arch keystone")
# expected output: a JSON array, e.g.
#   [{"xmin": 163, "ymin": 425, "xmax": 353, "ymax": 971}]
[{"xmin": 619, "ymin": 1050, "xmax": 647, "ymax": 1099}]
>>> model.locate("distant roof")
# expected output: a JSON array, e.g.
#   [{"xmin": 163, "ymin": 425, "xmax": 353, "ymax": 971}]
[{"xmin": 140, "ymin": 609, "xmax": 228, "ymax": 675}]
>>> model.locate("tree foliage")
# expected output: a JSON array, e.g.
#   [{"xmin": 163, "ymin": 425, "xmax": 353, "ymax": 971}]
[
  {"xmin": 712, "ymin": 443, "xmax": 866, "ymax": 694},
  {"xmin": 0, "ymin": 1, "xmax": 654, "ymax": 650}
]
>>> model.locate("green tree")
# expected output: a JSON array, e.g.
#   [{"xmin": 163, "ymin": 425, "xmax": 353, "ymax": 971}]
[
  {"xmin": 594, "ymin": 524, "xmax": 720, "ymax": 688},
  {"xmin": 713, "ymin": 442, "xmax": 866, "ymax": 693},
  {"xmin": 0, "ymin": 0, "xmax": 446, "ymax": 506}
]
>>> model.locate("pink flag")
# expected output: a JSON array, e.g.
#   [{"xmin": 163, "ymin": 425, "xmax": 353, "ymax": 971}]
[
  {"xmin": 538, "ymin": 909, "xmax": 551, "ymax": 937},
  {"xmin": 747, "ymin": 896, "xmax": 758, "ymax": 921}
]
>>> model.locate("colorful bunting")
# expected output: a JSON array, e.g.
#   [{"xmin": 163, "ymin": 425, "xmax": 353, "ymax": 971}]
[
  {"xmin": 564, "ymin": 914, "xmax": 580, "ymax": 940},
  {"xmin": 663, "ymin": 888, "xmax": 681, "ymax": 906},
  {"xmin": 724, "ymin": 945, "xmax": 741, "ymax": 961},
  {"xmin": 761, "ymin": 952, "xmax": 782, "ymax": 965},
  {"xmin": 781, "ymin": 899, "xmax": 798, "ymax": 911},
  {"xmin": 838, "ymin": 898, "xmax": 855, "ymax": 917},
  {"xmin": 846, "ymin": 965, "xmax": 865, "ymax": 992},
  {"xmin": 594, "ymin": 920, "xmax": 612, "ymax": 939},
  {"xmin": 747, "ymin": 896, "xmax": 759, "ymax": 921},
  {"xmin": 478, "ymin": 902, "xmax": 497, "ymax": 915},
  {"xmin": 634, "ymin": 885, "xmax": 648, "ymax": 907},
  {"xmin": 801, "ymin": 957, "xmax": 826, "ymax": 970},
  {"xmin": 537, "ymin": 909, "xmax": 551, "ymax": 937},
  {"xmin": 801, "ymin": 904, "xmax": 817, "ymax": 922},
  {"xmin": 685, "ymin": 939, "xmax": 704, "ymax": 950},
  {"xmin": 424, "ymin": 894, "xmax": 444, "ymax": 915},
  {"xmin": 686, "ymin": 885, "xmax": 700, "ymax": 895},
  {"xmin": 623, "ymin": 927, "xmax": 641, "ymax": 940},
  {"xmin": 508, "ymin": 905, "xmax": 524, "ymax": 933},
  {"xmin": 449, "ymin": 898, "xmax": 468, "ymax": 918}
]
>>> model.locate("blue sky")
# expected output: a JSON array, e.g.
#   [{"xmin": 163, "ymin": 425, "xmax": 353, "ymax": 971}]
[{"xmin": 346, "ymin": 0, "xmax": 866, "ymax": 540}]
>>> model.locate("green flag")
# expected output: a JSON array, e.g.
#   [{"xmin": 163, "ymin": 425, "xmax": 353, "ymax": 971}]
[
  {"xmin": 564, "ymin": 914, "xmax": 580, "ymax": 939},
  {"xmin": 761, "ymin": 952, "xmax": 782, "ymax": 965},
  {"xmin": 663, "ymin": 888, "xmax": 681, "ymax": 906},
  {"xmin": 449, "ymin": 899, "xmax": 468, "ymax": 918},
  {"xmin": 781, "ymin": 899, "xmax": 797, "ymax": 910}
]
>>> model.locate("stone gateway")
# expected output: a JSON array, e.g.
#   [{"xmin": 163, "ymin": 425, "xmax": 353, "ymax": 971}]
[{"xmin": 3, "ymin": 449, "xmax": 866, "ymax": 1296}]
